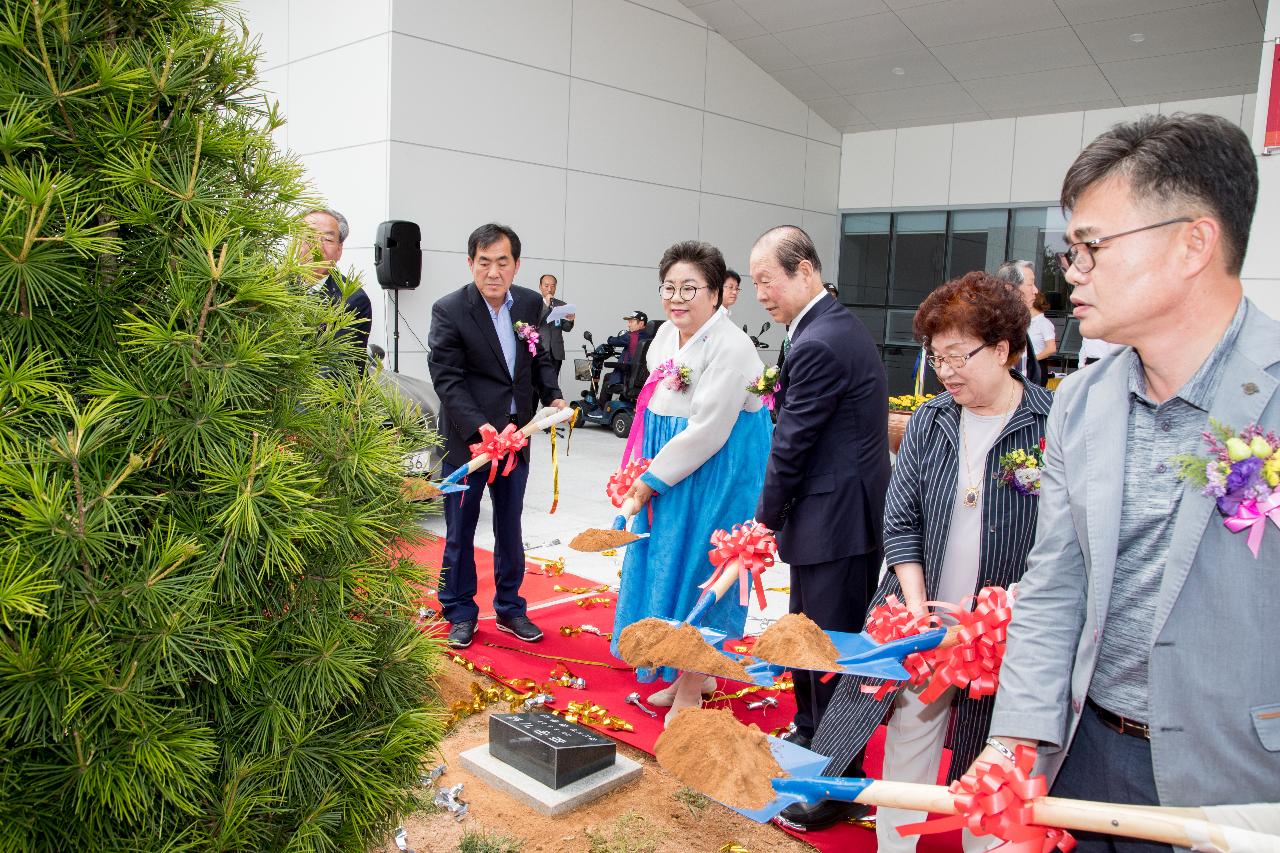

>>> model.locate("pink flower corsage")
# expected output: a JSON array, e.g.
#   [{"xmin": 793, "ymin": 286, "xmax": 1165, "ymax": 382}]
[
  {"xmin": 747, "ymin": 366, "xmax": 781, "ymax": 411},
  {"xmin": 654, "ymin": 358, "xmax": 691, "ymax": 393},
  {"xmin": 1174, "ymin": 419, "xmax": 1280, "ymax": 558},
  {"xmin": 514, "ymin": 321, "xmax": 539, "ymax": 356}
]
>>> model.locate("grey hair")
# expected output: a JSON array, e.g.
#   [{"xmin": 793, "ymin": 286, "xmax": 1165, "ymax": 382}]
[
  {"xmin": 994, "ymin": 259, "xmax": 1034, "ymax": 285},
  {"xmin": 756, "ymin": 225, "xmax": 822, "ymax": 276},
  {"xmin": 306, "ymin": 208, "xmax": 349, "ymax": 244}
]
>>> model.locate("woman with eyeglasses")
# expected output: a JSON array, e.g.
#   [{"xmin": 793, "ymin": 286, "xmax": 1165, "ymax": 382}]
[
  {"xmin": 801, "ymin": 271, "xmax": 1052, "ymax": 847},
  {"xmin": 609, "ymin": 240, "xmax": 774, "ymax": 725}
]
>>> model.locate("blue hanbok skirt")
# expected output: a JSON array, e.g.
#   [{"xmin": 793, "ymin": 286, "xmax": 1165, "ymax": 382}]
[{"xmin": 609, "ymin": 407, "xmax": 773, "ymax": 683}]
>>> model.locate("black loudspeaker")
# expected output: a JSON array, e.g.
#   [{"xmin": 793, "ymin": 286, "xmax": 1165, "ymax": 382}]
[{"xmin": 374, "ymin": 220, "xmax": 421, "ymax": 289}]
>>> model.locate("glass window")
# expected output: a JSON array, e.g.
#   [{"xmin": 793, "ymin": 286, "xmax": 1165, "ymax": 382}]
[
  {"xmin": 948, "ymin": 209, "xmax": 1009, "ymax": 278},
  {"xmin": 850, "ymin": 307, "xmax": 885, "ymax": 345},
  {"xmin": 1010, "ymin": 207, "xmax": 1070, "ymax": 311},
  {"xmin": 889, "ymin": 211, "xmax": 946, "ymax": 307},
  {"xmin": 839, "ymin": 213, "xmax": 890, "ymax": 305}
]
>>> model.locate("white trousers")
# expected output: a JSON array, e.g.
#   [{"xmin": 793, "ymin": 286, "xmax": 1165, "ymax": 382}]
[{"xmin": 876, "ymin": 684, "xmax": 989, "ymax": 853}]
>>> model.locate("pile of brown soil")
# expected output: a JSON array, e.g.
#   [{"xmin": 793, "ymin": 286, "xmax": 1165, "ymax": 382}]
[
  {"xmin": 655, "ymin": 707, "xmax": 785, "ymax": 811},
  {"xmin": 401, "ymin": 477, "xmax": 442, "ymax": 502},
  {"xmin": 749, "ymin": 612, "xmax": 842, "ymax": 671},
  {"xmin": 617, "ymin": 619, "xmax": 754, "ymax": 683},
  {"xmin": 569, "ymin": 528, "xmax": 640, "ymax": 552}
]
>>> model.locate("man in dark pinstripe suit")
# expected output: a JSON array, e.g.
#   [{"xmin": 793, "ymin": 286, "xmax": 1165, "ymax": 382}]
[{"xmin": 751, "ymin": 225, "xmax": 891, "ymax": 829}]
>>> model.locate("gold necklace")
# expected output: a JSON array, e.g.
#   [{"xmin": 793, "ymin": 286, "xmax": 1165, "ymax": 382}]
[{"xmin": 958, "ymin": 380, "xmax": 1019, "ymax": 509}]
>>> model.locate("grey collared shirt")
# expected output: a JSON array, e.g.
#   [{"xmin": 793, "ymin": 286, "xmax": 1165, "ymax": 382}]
[
  {"xmin": 486, "ymin": 289, "xmax": 518, "ymax": 414},
  {"xmin": 1090, "ymin": 299, "xmax": 1248, "ymax": 721}
]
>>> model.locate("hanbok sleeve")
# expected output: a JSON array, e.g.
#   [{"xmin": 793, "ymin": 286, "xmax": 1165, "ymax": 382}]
[{"xmin": 641, "ymin": 363, "xmax": 752, "ymax": 493}]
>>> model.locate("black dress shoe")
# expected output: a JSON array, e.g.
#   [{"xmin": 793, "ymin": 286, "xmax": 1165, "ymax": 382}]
[
  {"xmin": 779, "ymin": 730, "xmax": 812, "ymax": 749},
  {"xmin": 496, "ymin": 614, "xmax": 543, "ymax": 642},
  {"xmin": 446, "ymin": 620, "xmax": 476, "ymax": 649},
  {"xmin": 772, "ymin": 799, "xmax": 870, "ymax": 832}
]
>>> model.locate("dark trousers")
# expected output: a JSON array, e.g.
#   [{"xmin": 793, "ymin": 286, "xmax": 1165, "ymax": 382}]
[
  {"xmin": 789, "ymin": 549, "xmax": 880, "ymax": 740},
  {"xmin": 439, "ymin": 453, "xmax": 530, "ymax": 625},
  {"xmin": 1051, "ymin": 703, "xmax": 1173, "ymax": 853}
]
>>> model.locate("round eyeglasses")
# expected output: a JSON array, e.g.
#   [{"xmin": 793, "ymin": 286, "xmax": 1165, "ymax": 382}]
[
  {"xmin": 658, "ymin": 283, "xmax": 709, "ymax": 301},
  {"xmin": 1055, "ymin": 217, "xmax": 1192, "ymax": 274}
]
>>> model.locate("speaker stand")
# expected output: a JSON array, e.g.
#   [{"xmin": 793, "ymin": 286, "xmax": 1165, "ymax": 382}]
[{"xmin": 393, "ymin": 288, "xmax": 401, "ymax": 373}]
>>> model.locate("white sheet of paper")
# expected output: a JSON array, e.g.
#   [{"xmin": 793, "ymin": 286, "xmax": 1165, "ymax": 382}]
[{"xmin": 547, "ymin": 303, "xmax": 576, "ymax": 322}]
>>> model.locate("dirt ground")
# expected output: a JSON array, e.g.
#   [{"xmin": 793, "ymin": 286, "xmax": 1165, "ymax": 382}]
[{"xmin": 377, "ymin": 660, "xmax": 813, "ymax": 853}]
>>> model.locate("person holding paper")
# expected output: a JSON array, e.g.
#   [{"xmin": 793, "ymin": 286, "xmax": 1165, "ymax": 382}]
[{"xmin": 537, "ymin": 274, "xmax": 575, "ymax": 381}]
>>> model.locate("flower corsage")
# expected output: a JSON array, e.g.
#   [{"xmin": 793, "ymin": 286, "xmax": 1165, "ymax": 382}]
[
  {"xmin": 514, "ymin": 321, "xmax": 539, "ymax": 356},
  {"xmin": 654, "ymin": 358, "xmax": 691, "ymax": 393},
  {"xmin": 1174, "ymin": 420, "xmax": 1279, "ymax": 558},
  {"xmin": 747, "ymin": 366, "xmax": 781, "ymax": 411},
  {"xmin": 995, "ymin": 438, "xmax": 1045, "ymax": 497}
]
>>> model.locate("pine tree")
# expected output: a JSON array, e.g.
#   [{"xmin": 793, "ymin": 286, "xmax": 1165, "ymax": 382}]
[{"xmin": 0, "ymin": 2, "xmax": 444, "ymax": 849}]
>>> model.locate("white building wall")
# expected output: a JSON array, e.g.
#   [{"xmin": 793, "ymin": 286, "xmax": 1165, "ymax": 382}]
[
  {"xmin": 838, "ymin": 92, "xmax": 1276, "ymax": 319},
  {"xmin": 237, "ymin": 0, "xmax": 842, "ymax": 391},
  {"xmin": 1242, "ymin": 2, "xmax": 1280, "ymax": 321}
]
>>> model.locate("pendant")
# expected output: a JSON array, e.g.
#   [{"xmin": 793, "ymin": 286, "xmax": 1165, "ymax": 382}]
[{"xmin": 963, "ymin": 486, "xmax": 979, "ymax": 509}]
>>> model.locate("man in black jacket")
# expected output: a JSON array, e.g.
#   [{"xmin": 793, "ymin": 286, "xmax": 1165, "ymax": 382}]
[
  {"xmin": 752, "ymin": 225, "xmax": 891, "ymax": 829},
  {"xmin": 428, "ymin": 223, "xmax": 567, "ymax": 650},
  {"xmin": 303, "ymin": 208, "xmax": 373, "ymax": 365},
  {"xmin": 536, "ymin": 273, "xmax": 575, "ymax": 382}
]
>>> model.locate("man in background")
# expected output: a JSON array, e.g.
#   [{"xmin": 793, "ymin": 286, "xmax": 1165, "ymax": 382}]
[
  {"xmin": 302, "ymin": 208, "xmax": 373, "ymax": 365},
  {"xmin": 723, "ymin": 269, "xmax": 742, "ymax": 311},
  {"xmin": 536, "ymin": 273, "xmax": 575, "ymax": 382}
]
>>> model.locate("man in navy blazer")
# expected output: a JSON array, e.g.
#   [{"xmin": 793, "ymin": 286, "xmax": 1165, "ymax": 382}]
[
  {"xmin": 428, "ymin": 223, "xmax": 567, "ymax": 650},
  {"xmin": 751, "ymin": 225, "xmax": 891, "ymax": 826}
]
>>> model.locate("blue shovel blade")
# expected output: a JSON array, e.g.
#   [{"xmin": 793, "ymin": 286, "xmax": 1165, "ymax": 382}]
[
  {"xmin": 433, "ymin": 481, "xmax": 469, "ymax": 495},
  {"xmin": 720, "ymin": 738, "xmax": 878, "ymax": 823}
]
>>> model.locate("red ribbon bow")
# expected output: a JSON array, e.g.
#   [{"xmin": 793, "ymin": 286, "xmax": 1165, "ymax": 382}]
[
  {"xmin": 606, "ymin": 457, "xmax": 651, "ymax": 508},
  {"xmin": 899, "ymin": 745, "xmax": 1075, "ymax": 853},
  {"xmin": 861, "ymin": 595, "xmax": 941, "ymax": 699},
  {"xmin": 919, "ymin": 586, "xmax": 1013, "ymax": 704},
  {"xmin": 468, "ymin": 423, "xmax": 528, "ymax": 484},
  {"xmin": 700, "ymin": 521, "xmax": 775, "ymax": 609}
]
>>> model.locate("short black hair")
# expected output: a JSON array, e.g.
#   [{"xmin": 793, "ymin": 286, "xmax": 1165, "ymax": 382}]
[
  {"xmin": 658, "ymin": 241, "xmax": 727, "ymax": 309},
  {"xmin": 757, "ymin": 225, "xmax": 822, "ymax": 276},
  {"xmin": 725, "ymin": 269, "xmax": 741, "ymax": 285},
  {"xmin": 1061, "ymin": 113, "xmax": 1257, "ymax": 275},
  {"xmin": 468, "ymin": 223, "xmax": 522, "ymax": 262}
]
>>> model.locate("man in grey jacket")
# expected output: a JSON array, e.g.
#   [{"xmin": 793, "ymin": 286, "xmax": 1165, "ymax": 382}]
[{"xmin": 980, "ymin": 114, "xmax": 1279, "ymax": 851}]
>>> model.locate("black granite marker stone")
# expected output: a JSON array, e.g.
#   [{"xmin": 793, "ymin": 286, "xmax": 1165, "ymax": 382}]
[{"xmin": 488, "ymin": 712, "xmax": 616, "ymax": 789}]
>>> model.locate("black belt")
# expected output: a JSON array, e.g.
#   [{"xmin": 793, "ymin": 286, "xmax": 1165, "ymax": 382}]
[{"xmin": 1087, "ymin": 698, "xmax": 1150, "ymax": 740}]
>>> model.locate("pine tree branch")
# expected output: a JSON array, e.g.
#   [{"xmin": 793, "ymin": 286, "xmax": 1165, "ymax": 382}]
[
  {"xmin": 30, "ymin": 0, "xmax": 76, "ymax": 140},
  {"xmin": 191, "ymin": 243, "xmax": 227, "ymax": 362},
  {"xmin": 185, "ymin": 119, "xmax": 203, "ymax": 199}
]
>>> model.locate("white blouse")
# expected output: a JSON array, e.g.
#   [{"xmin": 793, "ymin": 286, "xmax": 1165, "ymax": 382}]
[
  {"xmin": 643, "ymin": 309, "xmax": 766, "ymax": 489},
  {"xmin": 1028, "ymin": 313, "xmax": 1056, "ymax": 357}
]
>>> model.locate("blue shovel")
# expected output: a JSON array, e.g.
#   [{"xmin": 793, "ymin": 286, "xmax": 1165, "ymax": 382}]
[{"xmin": 434, "ymin": 406, "xmax": 578, "ymax": 495}]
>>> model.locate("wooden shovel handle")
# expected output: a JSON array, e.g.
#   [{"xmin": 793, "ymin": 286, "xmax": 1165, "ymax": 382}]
[{"xmin": 855, "ymin": 781, "xmax": 1280, "ymax": 852}]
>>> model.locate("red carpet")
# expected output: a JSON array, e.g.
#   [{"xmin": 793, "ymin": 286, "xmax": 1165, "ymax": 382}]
[{"xmin": 402, "ymin": 535, "xmax": 960, "ymax": 853}]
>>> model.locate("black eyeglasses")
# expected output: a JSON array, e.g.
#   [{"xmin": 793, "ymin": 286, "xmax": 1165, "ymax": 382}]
[
  {"xmin": 926, "ymin": 343, "xmax": 989, "ymax": 371},
  {"xmin": 658, "ymin": 283, "xmax": 709, "ymax": 301},
  {"xmin": 1055, "ymin": 217, "xmax": 1193, "ymax": 274}
]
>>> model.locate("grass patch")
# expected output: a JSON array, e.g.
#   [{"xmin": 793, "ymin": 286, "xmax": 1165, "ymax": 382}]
[
  {"xmin": 457, "ymin": 827, "xmax": 523, "ymax": 853},
  {"xmin": 586, "ymin": 811, "xmax": 664, "ymax": 853},
  {"xmin": 672, "ymin": 786, "xmax": 710, "ymax": 820}
]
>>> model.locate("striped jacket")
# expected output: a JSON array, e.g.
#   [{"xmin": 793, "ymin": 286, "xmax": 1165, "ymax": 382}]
[{"xmin": 810, "ymin": 374, "xmax": 1053, "ymax": 781}]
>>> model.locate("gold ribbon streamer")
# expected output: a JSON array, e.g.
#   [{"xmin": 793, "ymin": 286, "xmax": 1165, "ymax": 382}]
[
  {"xmin": 554, "ymin": 584, "xmax": 611, "ymax": 594},
  {"xmin": 480, "ymin": 641, "xmax": 631, "ymax": 669},
  {"xmin": 574, "ymin": 596, "xmax": 614, "ymax": 609},
  {"xmin": 720, "ymin": 845, "xmax": 752, "ymax": 853},
  {"xmin": 551, "ymin": 700, "xmax": 635, "ymax": 732},
  {"xmin": 548, "ymin": 407, "xmax": 580, "ymax": 515},
  {"xmin": 527, "ymin": 555, "xmax": 566, "ymax": 576},
  {"xmin": 559, "ymin": 625, "xmax": 613, "ymax": 640}
]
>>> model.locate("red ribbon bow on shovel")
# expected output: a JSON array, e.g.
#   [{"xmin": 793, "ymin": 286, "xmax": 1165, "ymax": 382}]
[
  {"xmin": 468, "ymin": 423, "xmax": 528, "ymax": 484},
  {"xmin": 700, "ymin": 521, "xmax": 776, "ymax": 609}
]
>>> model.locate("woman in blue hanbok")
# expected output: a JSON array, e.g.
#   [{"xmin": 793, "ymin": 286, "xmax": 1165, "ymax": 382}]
[{"xmin": 609, "ymin": 240, "xmax": 774, "ymax": 725}]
